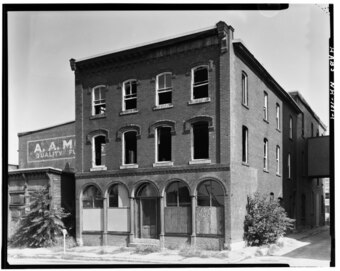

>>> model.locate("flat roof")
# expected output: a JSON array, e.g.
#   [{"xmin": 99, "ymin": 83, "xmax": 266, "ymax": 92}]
[
  {"xmin": 8, "ymin": 167, "xmax": 74, "ymax": 175},
  {"xmin": 289, "ymin": 91, "xmax": 327, "ymax": 130},
  {"xmin": 75, "ymin": 24, "xmax": 216, "ymax": 63},
  {"xmin": 18, "ymin": 120, "xmax": 75, "ymax": 137}
]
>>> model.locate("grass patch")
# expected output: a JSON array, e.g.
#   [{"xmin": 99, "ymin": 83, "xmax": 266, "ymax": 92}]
[
  {"xmin": 179, "ymin": 245, "xmax": 229, "ymax": 259},
  {"xmin": 135, "ymin": 244, "xmax": 161, "ymax": 254}
]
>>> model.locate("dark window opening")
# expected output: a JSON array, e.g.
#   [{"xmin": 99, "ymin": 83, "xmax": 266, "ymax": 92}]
[
  {"xmin": 94, "ymin": 135, "xmax": 106, "ymax": 166},
  {"xmin": 109, "ymin": 184, "xmax": 118, "ymax": 207},
  {"xmin": 270, "ymin": 192, "xmax": 274, "ymax": 201},
  {"xmin": 242, "ymin": 126, "xmax": 248, "ymax": 163},
  {"xmin": 10, "ymin": 194, "xmax": 25, "ymax": 205},
  {"xmin": 124, "ymin": 131, "xmax": 137, "ymax": 164},
  {"xmin": 159, "ymin": 91, "xmax": 172, "ymax": 105},
  {"xmin": 166, "ymin": 181, "xmax": 190, "ymax": 207},
  {"xmin": 157, "ymin": 127, "xmax": 171, "ymax": 162},
  {"xmin": 83, "ymin": 185, "xmax": 103, "ymax": 208},
  {"xmin": 193, "ymin": 122, "xmax": 209, "ymax": 159},
  {"xmin": 124, "ymin": 80, "xmax": 137, "ymax": 110},
  {"xmin": 197, "ymin": 180, "xmax": 224, "ymax": 207},
  {"xmin": 193, "ymin": 67, "xmax": 208, "ymax": 99},
  {"xmin": 311, "ymin": 123, "xmax": 314, "ymax": 137},
  {"xmin": 242, "ymin": 72, "xmax": 248, "ymax": 105}
]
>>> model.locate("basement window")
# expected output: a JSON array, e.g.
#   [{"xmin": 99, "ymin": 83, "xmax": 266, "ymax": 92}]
[
  {"xmin": 93, "ymin": 135, "xmax": 106, "ymax": 167},
  {"xmin": 192, "ymin": 66, "xmax": 209, "ymax": 100},
  {"xmin": 123, "ymin": 131, "xmax": 137, "ymax": 165},
  {"xmin": 156, "ymin": 127, "xmax": 172, "ymax": 162},
  {"xmin": 123, "ymin": 80, "xmax": 137, "ymax": 111},
  {"xmin": 192, "ymin": 122, "xmax": 209, "ymax": 160},
  {"xmin": 92, "ymin": 85, "xmax": 106, "ymax": 115},
  {"xmin": 156, "ymin": 72, "xmax": 172, "ymax": 106}
]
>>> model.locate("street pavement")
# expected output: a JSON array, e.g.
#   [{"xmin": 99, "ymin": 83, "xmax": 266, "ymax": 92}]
[
  {"xmin": 238, "ymin": 227, "xmax": 331, "ymax": 267},
  {"xmin": 6, "ymin": 226, "xmax": 331, "ymax": 266}
]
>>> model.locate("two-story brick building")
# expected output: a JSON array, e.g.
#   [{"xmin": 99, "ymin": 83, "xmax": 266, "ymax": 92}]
[{"xmin": 69, "ymin": 21, "xmax": 328, "ymax": 250}]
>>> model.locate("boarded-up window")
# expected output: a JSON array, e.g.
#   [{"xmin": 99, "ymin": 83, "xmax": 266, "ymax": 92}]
[
  {"xmin": 196, "ymin": 206, "xmax": 223, "ymax": 235},
  {"xmin": 10, "ymin": 193, "xmax": 25, "ymax": 205},
  {"xmin": 164, "ymin": 181, "xmax": 191, "ymax": 234},
  {"xmin": 197, "ymin": 180, "xmax": 224, "ymax": 235}
]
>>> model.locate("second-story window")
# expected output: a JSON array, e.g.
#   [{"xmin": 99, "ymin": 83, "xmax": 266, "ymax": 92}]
[
  {"xmin": 276, "ymin": 103, "xmax": 280, "ymax": 130},
  {"xmin": 242, "ymin": 126, "xmax": 248, "ymax": 163},
  {"xmin": 156, "ymin": 127, "xmax": 172, "ymax": 162},
  {"xmin": 92, "ymin": 85, "xmax": 106, "ymax": 115},
  {"xmin": 288, "ymin": 153, "xmax": 291, "ymax": 179},
  {"xmin": 93, "ymin": 135, "xmax": 106, "ymax": 167},
  {"xmin": 302, "ymin": 113, "xmax": 305, "ymax": 137},
  {"xmin": 263, "ymin": 138, "xmax": 268, "ymax": 171},
  {"xmin": 123, "ymin": 131, "xmax": 137, "ymax": 165},
  {"xmin": 156, "ymin": 72, "xmax": 172, "ymax": 106},
  {"xmin": 311, "ymin": 123, "xmax": 314, "ymax": 137},
  {"xmin": 123, "ymin": 80, "xmax": 137, "ymax": 111},
  {"xmin": 242, "ymin": 72, "xmax": 248, "ymax": 106},
  {"xmin": 289, "ymin": 116, "xmax": 293, "ymax": 139},
  {"xmin": 263, "ymin": 92, "xmax": 268, "ymax": 121},
  {"xmin": 192, "ymin": 121, "xmax": 209, "ymax": 160},
  {"xmin": 192, "ymin": 66, "xmax": 209, "ymax": 100}
]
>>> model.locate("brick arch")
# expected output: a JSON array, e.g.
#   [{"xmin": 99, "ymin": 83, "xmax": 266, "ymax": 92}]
[
  {"xmin": 86, "ymin": 129, "xmax": 110, "ymax": 144},
  {"xmin": 161, "ymin": 178, "xmax": 192, "ymax": 197},
  {"xmin": 193, "ymin": 177, "xmax": 227, "ymax": 197},
  {"xmin": 79, "ymin": 182, "xmax": 103, "ymax": 199},
  {"xmin": 184, "ymin": 115, "xmax": 214, "ymax": 133},
  {"xmin": 131, "ymin": 179, "xmax": 160, "ymax": 198},
  {"xmin": 103, "ymin": 181, "xmax": 131, "ymax": 199},
  {"xmin": 116, "ymin": 124, "xmax": 141, "ymax": 141},
  {"xmin": 148, "ymin": 120, "xmax": 176, "ymax": 137}
]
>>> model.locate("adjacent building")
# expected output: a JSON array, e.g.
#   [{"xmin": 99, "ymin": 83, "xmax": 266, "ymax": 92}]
[
  {"xmin": 8, "ymin": 121, "xmax": 76, "ymax": 237},
  {"xmin": 69, "ymin": 21, "xmax": 329, "ymax": 249}
]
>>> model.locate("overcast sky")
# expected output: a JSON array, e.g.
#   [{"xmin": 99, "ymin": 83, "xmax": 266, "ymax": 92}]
[{"xmin": 7, "ymin": 4, "xmax": 331, "ymax": 164}]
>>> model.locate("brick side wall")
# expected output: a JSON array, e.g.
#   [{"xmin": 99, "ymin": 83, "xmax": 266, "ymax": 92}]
[{"xmin": 18, "ymin": 122, "xmax": 75, "ymax": 170}]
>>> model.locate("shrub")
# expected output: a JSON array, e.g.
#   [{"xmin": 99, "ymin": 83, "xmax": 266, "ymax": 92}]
[
  {"xmin": 9, "ymin": 187, "xmax": 70, "ymax": 248},
  {"xmin": 135, "ymin": 244, "xmax": 160, "ymax": 254},
  {"xmin": 243, "ymin": 192, "xmax": 295, "ymax": 246}
]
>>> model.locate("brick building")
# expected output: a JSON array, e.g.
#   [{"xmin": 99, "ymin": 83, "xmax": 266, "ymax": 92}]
[
  {"xmin": 8, "ymin": 121, "xmax": 76, "ymax": 237},
  {"xmin": 69, "ymin": 21, "xmax": 328, "ymax": 250}
]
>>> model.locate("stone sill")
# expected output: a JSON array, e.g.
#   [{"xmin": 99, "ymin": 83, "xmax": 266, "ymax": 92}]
[
  {"xmin": 90, "ymin": 114, "xmax": 106, "ymax": 120},
  {"xmin": 189, "ymin": 159, "xmax": 211, "ymax": 165},
  {"xmin": 120, "ymin": 164, "xmax": 139, "ymax": 169},
  {"xmin": 120, "ymin": 109, "xmax": 139, "ymax": 116},
  {"xmin": 152, "ymin": 104, "xmax": 173, "ymax": 111},
  {"xmin": 90, "ymin": 166, "xmax": 107, "ymax": 171},
  {"xmin": 153, "ymin": 161, "xmax": 174, "ymax": 167},
  {"xmin": 188, "ymin": 97, "xmax": 211, "ymax": 105}
]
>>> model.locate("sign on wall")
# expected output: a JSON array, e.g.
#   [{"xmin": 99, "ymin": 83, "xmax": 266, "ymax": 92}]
[{"xmin": 27, "ymin": 135, "xmax": 75, "ymax": 162}]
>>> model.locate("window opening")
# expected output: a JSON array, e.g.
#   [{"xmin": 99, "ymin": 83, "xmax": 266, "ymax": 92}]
[
  {"xmin": 93, "ymin": 86, "xmax": 106, "ymax": 115},
  {"xmin": 94, "ymin": 135, "xmax": 106, "ymax": 166},
  {"xmin": 157, "ymin": 127, "xmax": 172, "ymax": 162},
  {"xmin": 123, "ymin": 80, "xmax": 137, "ymax": 110},
  {"xmin": 193, "ymin": 122, "xmax": 209, "ymax": 159},
  {"xmin": 157, "ymin": 73, "xmax": 172, "ymax": 105},
  {"xmin": 192, "ymin": 66, "xmax": 208, "ymax": 99},
  {"xmin": 124, "ymin": 131, "xmax": 137, "ymax": 164}
]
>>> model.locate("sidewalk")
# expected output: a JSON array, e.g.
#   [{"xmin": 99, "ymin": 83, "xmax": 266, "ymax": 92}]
[{"xmin": 7, "ymin": 226, "xmax": 329, "ymax": 265}]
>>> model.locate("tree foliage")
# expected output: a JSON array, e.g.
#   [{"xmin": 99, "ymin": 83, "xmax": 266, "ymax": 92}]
[
  {"xmin": 244, "ymin": 192, "xmax": 295, "ymax": 246},
  {"xmin": 9, "ymin": 187, "xmax": 70, "ymax": 248}
]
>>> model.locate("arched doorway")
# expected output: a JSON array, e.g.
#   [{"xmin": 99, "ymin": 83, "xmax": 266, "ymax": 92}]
[{"xmin": 135, "ymin": 183, "xmax": 159, "ymax": 239}]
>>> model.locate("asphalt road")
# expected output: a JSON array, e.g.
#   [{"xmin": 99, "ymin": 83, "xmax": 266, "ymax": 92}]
[{"xmin": 239, "ymin": 229, "xmax": 331, "ymax": 267}]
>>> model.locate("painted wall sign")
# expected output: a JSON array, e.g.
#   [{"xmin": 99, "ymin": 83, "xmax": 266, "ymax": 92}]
[{"xmin": 27, "ymin": 135, "xmax": 76, "ymax": 162}]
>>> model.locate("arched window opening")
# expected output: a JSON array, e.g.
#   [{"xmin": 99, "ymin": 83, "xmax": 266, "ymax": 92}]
[
  {"xmin": 197, "ymin": 180, "xmax": 224, "ymax": 207},
  {"xmin": 108, "ymin": 184, "xmax": 129, "ymax": 208},
  {"xmin": 83, "ymin": 185, "xmax": 103, "ymax": 208},
  {"xmin": 166, "ymin": 181, "xmax": 190, "ymax": 207}
]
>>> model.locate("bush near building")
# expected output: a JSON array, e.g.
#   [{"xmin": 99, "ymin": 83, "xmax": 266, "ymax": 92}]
[
  {"xmin": 9, "ymin": 187, "xmax": 70, "ymax": 248},
  {"xmin": 244, "ymin": 192, "xmax": 295, "ymax": 246}
]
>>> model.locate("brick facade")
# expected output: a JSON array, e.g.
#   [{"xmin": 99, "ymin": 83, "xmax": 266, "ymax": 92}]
[{"xmin": 70, "ymin": 21, "xmax": 327, "ymax": 249}]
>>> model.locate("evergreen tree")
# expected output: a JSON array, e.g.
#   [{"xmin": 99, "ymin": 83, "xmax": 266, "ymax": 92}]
[{"xmin": 9, "ymin": 187, "xmax": 70, "ymax": 248}]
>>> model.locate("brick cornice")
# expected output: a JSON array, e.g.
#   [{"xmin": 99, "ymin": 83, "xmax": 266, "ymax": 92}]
[{"xmin": 75, "ymin": 164, "xmax": 230, "ymax": 179}]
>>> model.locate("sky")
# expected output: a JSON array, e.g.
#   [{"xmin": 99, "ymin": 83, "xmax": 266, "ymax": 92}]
[{"xmin": 7, "ymin": 4, "xmax": 331, "ymax": 165}]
